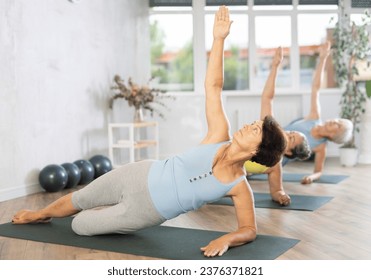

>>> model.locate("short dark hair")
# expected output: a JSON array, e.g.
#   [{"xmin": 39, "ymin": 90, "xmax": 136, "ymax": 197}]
[
  {"xmin": 250, "ymin": 115, "xmax": 287, "ymax": 167},
  {"xmin": 285, "ymin": 132, "xmax": 311, "ymax": 161}
]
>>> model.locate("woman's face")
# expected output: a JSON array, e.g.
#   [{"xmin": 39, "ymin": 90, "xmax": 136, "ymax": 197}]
[
  {"xmin": 233, "ymin": 120, "xmax": 263, "ymax": 152},
  {"xmin": 285, "ymin": 131, "xmax": 304, "ymax": 155},
  {"xmin": 324, "ymin": 119, "xmax": 343, "ymax": 138}
]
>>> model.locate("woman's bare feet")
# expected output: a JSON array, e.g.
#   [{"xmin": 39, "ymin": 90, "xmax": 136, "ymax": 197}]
[{"xmin": 12, "ymin": 210, "xmax": 51, "ymax": 224}]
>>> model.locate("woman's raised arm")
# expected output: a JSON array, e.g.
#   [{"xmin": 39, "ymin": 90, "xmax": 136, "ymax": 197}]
[
  {"xmin": 202, "ymin": 6, "xmax": 233, "ymax": 144},
  {"xmin": 306, "ymin": 41, "xmax": 331, "ymax": 120},
  {"xmin": 260, "ymin": 47, "xmax": 283, "ymax": 119}
]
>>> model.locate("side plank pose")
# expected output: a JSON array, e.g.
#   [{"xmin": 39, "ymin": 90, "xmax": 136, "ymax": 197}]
[
  {"xmin": 12, "ymin": 7, "xmax": 287, "ymax": 258},
  {"xmin": 283, "ymin": 41, "xmax": 353, "ymax": 184},
  {"xmin": 244, "ymin": 47, "xmax": 311, "ymax": 206}
]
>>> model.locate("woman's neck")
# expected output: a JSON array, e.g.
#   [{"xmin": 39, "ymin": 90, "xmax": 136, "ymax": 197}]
[
  {"xmin": 212, "ymin": 143, "xmax": 247, "ymax": 181},
  {"xmin": 311, "ymin": 125, "xmax": 325, "ymax": 139},
  {"xmin": 215, "ymin": 142, "xmax": 251, "ymax": 168}
]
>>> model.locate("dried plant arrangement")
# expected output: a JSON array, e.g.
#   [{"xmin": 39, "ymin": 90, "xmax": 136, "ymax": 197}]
[{"xmin": 109, "ymin": 75, "xmax": 174, "ymax": 120}]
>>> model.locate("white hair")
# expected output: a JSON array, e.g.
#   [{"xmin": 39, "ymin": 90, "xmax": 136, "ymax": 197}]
[{"xmin": 331, "ymin": 119, "xmax": 353, "ymax": 144}]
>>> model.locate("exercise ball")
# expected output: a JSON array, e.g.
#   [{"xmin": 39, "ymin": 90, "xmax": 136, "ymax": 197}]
[
  {"xmin": 89, "ymin": 155, "xmax": 112, "ymax": 178},
  {"xmin": 61, "ymin": 162, "xmax": 81, "ymax": 188},
  {"xmin": 73, "ymin": 159, "xmax": 95, "ymax": 185},
  {"xmin": 39, "ymin": 164, "xmax": 68, "ymax": 192}
]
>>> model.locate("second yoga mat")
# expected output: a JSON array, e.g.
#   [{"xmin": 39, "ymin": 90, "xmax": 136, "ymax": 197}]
[
  {"xmin": 0, "ymin": 217, "xmax": 299, "ymax": 260},
  {"xmin": 249, "ymin": 173, "xmax": 349, "ymax": 184},
  {"xmin": 212, "ymin": 193, "xmax": 333, "ymax": 211}
]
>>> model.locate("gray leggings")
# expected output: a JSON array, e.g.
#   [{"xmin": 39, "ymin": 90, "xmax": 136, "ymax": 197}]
[{"xmin": 71, "ymin": 160, "xmax": 166, "ymax": 236}]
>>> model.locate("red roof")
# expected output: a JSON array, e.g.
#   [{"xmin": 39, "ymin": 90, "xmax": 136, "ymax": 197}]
[{"xmin": 156, "ymin": 45, "xmax": 321, "ymax": 63}]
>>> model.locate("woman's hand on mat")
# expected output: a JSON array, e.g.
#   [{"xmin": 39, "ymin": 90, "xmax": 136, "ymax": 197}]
[
  {"xmin": 301, "ymin": 176, "xmax": 313, "ymax": 184},
  {"xmin": 271, "ymin": 190, "xmax": 291, "ymax": 206},
  {"xmin": 200, "ymin": 237, "xmax": 229, "ymax": 257}
]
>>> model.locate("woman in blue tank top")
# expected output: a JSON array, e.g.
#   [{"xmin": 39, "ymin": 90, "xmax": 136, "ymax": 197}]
[
  {"xmin": 244, "ymin": 47, "xmax": 311, "ymax": 207},
  {"xmin": 282, "ymin": 42, "xmax": 353, "ymax": 184},
  {"xmin": 12, "ymin": 6, "xmax": 287, "ymax": 258}
]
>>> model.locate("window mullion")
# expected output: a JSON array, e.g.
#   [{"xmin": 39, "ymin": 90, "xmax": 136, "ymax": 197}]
[
  {"xmin": 249, "ymin": 13, "xmax": 257, "ymax": 92},
  {"xmin": 291, "ymin": 0, "xmax": 300, "ymax": 90},
  {"xmin": 193, "ymin": 0, "xmax": 206, "ymax": 94}
]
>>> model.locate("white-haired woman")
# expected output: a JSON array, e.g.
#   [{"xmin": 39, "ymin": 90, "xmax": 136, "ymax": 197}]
[{"xmin": 283, "ymin": 41, "xmax": 353, "ymax": 184}]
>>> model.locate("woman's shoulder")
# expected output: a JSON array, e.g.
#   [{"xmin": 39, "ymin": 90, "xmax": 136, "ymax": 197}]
[
  {"xmin": 304, "ymin": 115, "xmax": 321, "ymax": 122},
  {"xmin": 227, "ymin": 177, "xmax": 251, "ymax": 198},
  {"xmin": 302, "ymin": 118, "xmax": 322, "ymax": 126}
]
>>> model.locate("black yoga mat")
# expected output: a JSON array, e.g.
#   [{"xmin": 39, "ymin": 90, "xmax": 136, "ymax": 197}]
[
  {"xmin": 212, "ymin": 193, "xmax": 333, "ymax": 211},
  {"xmin": 0, "ymin": 217, "xmax": 299, "ymax": 260},
  {"xmin": 249, "ymin": 173, "xmax": 349, "ymax": 184}
]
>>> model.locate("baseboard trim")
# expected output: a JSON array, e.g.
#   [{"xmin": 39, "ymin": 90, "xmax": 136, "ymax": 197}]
[{"xmin": 0, "ymin": 184, "xmax": 42, "ymax": 202}]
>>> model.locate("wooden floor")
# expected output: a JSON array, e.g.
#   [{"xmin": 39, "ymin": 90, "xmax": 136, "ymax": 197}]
[{"xmin": 0, "ymin": 157, "xmax": 370, "ymax": 260}]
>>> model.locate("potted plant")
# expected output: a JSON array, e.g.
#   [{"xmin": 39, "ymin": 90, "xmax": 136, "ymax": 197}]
[
  {"xmin": 109, "ymin": 75, "xmax": 174, "ymax": 122},
  {"xmin": 331, "ymin": 2, "xmax": 371, "ymax": 166}
]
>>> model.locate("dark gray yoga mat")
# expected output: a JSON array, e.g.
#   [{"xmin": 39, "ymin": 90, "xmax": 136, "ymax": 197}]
[
  {"xmin": 212, "ymin": 193, "xmax": 333, "ymax": 211},
  {"xmin": 0, "ymin": 217, "xmax": 299, "ymax": 260},
  {"xmin": 249, "ymin": 173, "xmax": 349, "ymax": 184}
]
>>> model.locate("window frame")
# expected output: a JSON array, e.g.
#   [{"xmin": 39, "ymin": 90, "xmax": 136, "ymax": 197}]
[{"xmin": 149, "ymin": 0, "xmax": 366, "ymax": 95}]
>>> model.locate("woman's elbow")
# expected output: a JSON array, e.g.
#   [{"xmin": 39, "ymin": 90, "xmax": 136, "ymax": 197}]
[
  {"xmin": 249, "ymin": 228, "xmax": 257, "ymax": 241},
  {"xmin": 205, "ymin": 79, "xmax": 223, "ymax": 90},
  {"xmin": 241, "ymin": 226, "xmax": 257, "ymax": 243}
]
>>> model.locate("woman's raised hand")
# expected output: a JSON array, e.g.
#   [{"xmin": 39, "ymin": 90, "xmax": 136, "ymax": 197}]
[
  {"xmin": 319, "ymin": 41, "xmax": 331, "ymax": 60},
  {"xmin": 213, "ymin": 6, "xmax": 233, "ymax": 40},
  {"xmin": 272, "ymin": 46, "xmax": 283, "ymax": 68}
]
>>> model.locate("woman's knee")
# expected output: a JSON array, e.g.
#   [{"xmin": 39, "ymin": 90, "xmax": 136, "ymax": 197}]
[{"xmin": 71, "ymin": 213, "xmax": 93, "ymax": 236}]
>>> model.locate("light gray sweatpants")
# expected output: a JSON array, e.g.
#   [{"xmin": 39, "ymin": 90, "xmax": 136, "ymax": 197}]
[{"xmin": 71, "ymin": 160, "xmax": 166, "ymax": 236}]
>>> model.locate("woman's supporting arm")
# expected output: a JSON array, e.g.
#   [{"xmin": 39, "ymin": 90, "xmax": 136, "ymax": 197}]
[
  {"xmin": 200, "ymin": 180, "xmax": 256, "ymax": 257},
  {"xmin": 301, "ymin": 143, "xmax": 326, "ymax": 184}
]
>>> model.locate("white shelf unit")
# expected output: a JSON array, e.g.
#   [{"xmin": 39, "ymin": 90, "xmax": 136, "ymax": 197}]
[{"xmin": 108, "ymin": 122, "xmax": 159, "ymax": 167}]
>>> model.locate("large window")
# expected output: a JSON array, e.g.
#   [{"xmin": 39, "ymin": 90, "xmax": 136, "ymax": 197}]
[
  {"xmin": 205, "ymin": 13, "xmax": 249, "ymax": 90},
  {"xmin": 150, "ymin": 13, "xmax": 194, "ymax": 91},
  {"xmin": 255, "ymin": 16, "xmax": 292, "ymax": 89},
  {"xmin": 298, "ymin": 13, "xmax": 337, "ymax": 88},
  {"xmin": 149, "ymin": 0, "xmax": 370, "ymax": 93}
]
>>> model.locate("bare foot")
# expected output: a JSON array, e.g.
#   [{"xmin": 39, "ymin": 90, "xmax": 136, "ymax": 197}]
[
  {"xmin": 271, "ymin": 191, "xmax": 291, "ymax": 206},
  {"xmin": 12, "ymin": 210, "xmax": 51, "ymax": 224}
]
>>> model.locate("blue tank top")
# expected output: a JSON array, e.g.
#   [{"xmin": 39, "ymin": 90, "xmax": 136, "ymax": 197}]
[
  {"xmin": 147, "ymin": 142, "xmax": 246, "ymax": 220},
  {"xmin": 282, "ymin": 118, "xmax": 327, "ymax": 165}
]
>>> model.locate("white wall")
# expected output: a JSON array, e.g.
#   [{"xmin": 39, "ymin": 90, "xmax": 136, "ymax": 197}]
[
  {"xmin": 0, "ymin": 0, "xmax": 149, "ymax": 201},
  {"xmin": 0, "ymin": 0, "xmax": 345, "ymax": 202},
  {"xmin": 154, "ymin": 90, "xmax": 343, "ymax": 160}
]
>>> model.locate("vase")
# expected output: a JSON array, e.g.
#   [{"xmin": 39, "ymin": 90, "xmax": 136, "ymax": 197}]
[
  {"xmin": 339, "ymin": 147, "xmax": 358, "ymax": 167},
  {"xmin": 133, "ymin": 107, "xmax": 144, "ymax": 123}
]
